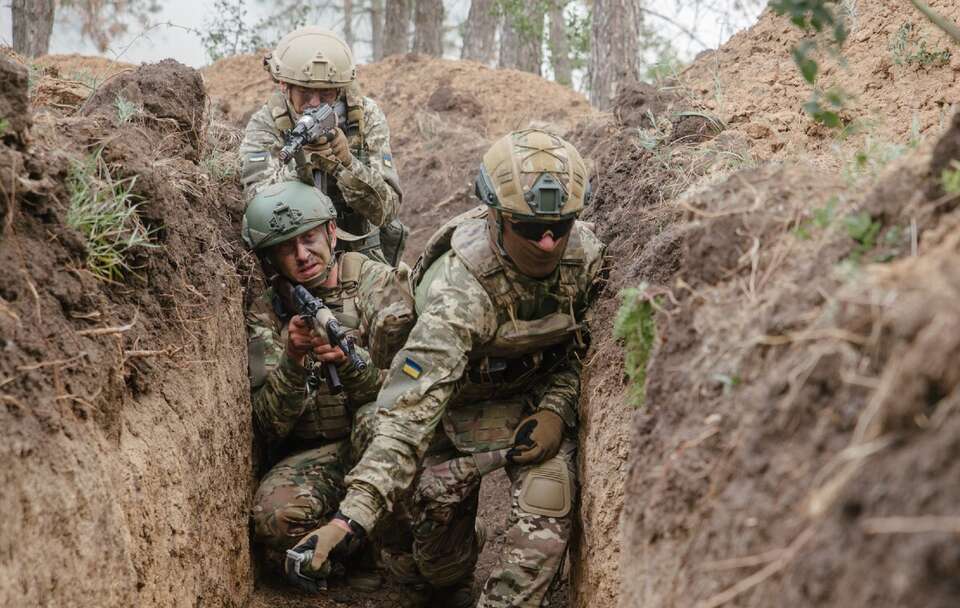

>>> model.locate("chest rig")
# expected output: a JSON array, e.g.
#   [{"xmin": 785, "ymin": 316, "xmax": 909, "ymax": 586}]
[
  {"xmin": 268, "ymin": 88, "xmax": 376, "ymax": 246},
  {"xmin": 439, "ymin": 218, "xmax": 588, "ymax": 452},
  {"xmin": 275, "ymin": 253, "xmax": 365, "ymax": 445}
]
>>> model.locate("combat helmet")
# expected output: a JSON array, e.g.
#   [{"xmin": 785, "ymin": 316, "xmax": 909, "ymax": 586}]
[
  {"xmin": 264, "ymin": 26, "xmax": 357, "ymax": 89},
  {"xmin": 474, "ymin": 129, "xmax": 590, "ymax": 221},
  {"xmin": 242, "ymin": 181, "xmax": 338, "ymax": 251}
]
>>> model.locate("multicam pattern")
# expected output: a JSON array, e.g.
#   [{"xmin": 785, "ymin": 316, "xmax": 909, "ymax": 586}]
[
  {"xmin": 339, "ymin": 221, "xmax": 605, "ymax": 606},
  {"xmin": 239, "ymin": 92, "xmax": 401, "ymax": 229},
  {"xmin": 247, "ymin": 255, "xmax": 399, "ymax": 549}
]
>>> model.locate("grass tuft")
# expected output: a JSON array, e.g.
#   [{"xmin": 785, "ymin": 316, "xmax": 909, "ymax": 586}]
[
  {"xmin": 66, "ymin": 151, "xmax": 158, "ymax": 281},
  {"xmin": 614, "ymin": 285, "xmax": 658, "ymax": 408}
]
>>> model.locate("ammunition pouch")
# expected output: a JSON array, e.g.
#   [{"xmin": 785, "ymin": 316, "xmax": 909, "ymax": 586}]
[
  {"xmin": 379, "ymin": 219, "xmax": 409, "ymax": 267},
  {"xmin": 441, "ymin": 400, "xmax": 528, "ymax": 453}
]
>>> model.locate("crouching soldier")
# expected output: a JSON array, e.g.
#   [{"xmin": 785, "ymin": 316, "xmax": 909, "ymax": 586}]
[
  {"xmin": 287, "ymin": 129, "xmax": 607, "ymax": 607},
  {"xmin": 242, "ymin": 180, "xmax": 412, "ymax": 592},
  {"xmin": 240, "ymin": 26, "xmax": 407, "ymax": 264}
]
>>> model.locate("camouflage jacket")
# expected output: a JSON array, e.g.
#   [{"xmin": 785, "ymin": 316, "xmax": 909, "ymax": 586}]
[
  {"xmin": 239, "ymin": 90, "xmax": 401, "ymax": 231},
  {"xmin": 246, "ymin": 253, "xmax": 401, "ymax": 447},
  {"xmin": 340, "ymin": 218, "xmax": 606, "ymax": 531}
]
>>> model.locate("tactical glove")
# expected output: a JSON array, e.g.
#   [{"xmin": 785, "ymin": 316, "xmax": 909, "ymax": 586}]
[
  {"xmin": 507, "ymin": 409, "xmax": 565, "ymax": 465},
  {"xmin": 305, "ymin": 128, "xmax": 352, "ymax": 172},
  {"xmin": 284, "ymin": 522, "xmax": 349, "ymax": 591}
]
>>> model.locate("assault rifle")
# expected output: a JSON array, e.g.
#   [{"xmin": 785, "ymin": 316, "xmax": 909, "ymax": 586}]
[
  {"xmin": 278, "ymin": 104, "xmax": 339, "ymax": 164},
  {"xmin": 288, "ymin": 284, "xmax": 367, "ymax": 395}
]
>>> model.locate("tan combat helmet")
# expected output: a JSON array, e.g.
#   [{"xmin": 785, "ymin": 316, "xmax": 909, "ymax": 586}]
[
  {"xmin": 264, "ymin": 26, "xmax": 357, "ymax": 89},
  {"xmin": 475, "ymin": 129, "xmax": 590, "ymax": 221}
]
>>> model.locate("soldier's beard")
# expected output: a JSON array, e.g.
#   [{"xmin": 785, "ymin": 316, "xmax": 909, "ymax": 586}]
[{"xmin": 491, "ymin": 215, "xmax": 568, "ymax": 279}]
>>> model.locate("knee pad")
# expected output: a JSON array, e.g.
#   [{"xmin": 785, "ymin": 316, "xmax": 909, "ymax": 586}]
[{"xmin": 518, "ymin": 456, "xmax": 572, "ymax": 518}]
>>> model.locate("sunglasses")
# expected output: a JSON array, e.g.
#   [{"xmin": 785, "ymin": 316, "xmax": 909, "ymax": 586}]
[{"xmin": 506, "ymin": 217, "xmax": 575, "ymax": 240}]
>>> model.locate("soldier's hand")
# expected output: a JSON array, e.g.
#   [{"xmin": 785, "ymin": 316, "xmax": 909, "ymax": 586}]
[
  {"xmin": 290, "ymin": 521, "xmax": 350, "ymax": 574},
  {"xmin": 303, "ymin": 128, "xmax": 352, "ymax": 170},
  {"xmin": 507, "ymin": 410, "xmax": 565, "ymax": 465},
  {"xmin": 312, "ymin": 342, "xmax": 347, "ymax": 365}
]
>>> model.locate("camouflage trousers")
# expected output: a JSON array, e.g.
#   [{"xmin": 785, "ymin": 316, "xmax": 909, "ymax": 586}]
[
  {"xmin": 251, "ymin": 439, "xmax": 353, "ymax": 550},
  {"xmin": 411, "ymin": 439, "xmax": 577, "ymax": 608}
]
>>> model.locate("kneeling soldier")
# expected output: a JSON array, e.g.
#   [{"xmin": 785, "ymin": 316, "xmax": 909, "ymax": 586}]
[
  {"xmin": 288, "ymin": 129, "xmax": 606, "ymax": 607},
  {"xmin": 243, "ymin": 180, "xmax": 408, "ymax": 591}
]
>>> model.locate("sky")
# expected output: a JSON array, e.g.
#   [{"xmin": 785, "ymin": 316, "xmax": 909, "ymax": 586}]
[{"xmin": 0, "ymin": 0, "xmax": 764, "ymax": 70}]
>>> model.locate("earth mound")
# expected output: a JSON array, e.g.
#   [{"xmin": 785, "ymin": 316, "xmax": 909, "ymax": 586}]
[
  {"xmin": 0, "ymin": 58, "xmax": 253, "ymax": 607},
  {"xmin": 682, "ymin": 2, "xmax": 960, "ymax": 164}
]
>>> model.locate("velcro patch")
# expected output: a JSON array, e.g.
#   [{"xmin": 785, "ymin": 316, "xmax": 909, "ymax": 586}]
[
  {"xmin": 401, "ymin": 357, "xmax": 422, "ymax": 379},
  {"xmin": 247, "ymin": 151, "xmax": 269, "ymax": 163}
]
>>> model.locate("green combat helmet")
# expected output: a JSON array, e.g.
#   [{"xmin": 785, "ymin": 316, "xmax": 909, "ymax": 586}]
[
  {"xmin": 474, "ymin": 128, "xmax": 590, "ymax": 221},
  {"xmin": 264, "ymin": 26, "xmax": 357, "ymax": 89},
  {"xmin": 242, "ymin": 181, "xmax": 338, "ymax": 251}
]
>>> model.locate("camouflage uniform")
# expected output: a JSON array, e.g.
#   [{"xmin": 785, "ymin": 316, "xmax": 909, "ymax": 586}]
[
  {"xmin": 341, "ymin": 210, "xmax": 606, "ymax": 607},
  {"xmin": 248, "ymin": 252, "xmax": 398, "ymax": 550},
  {"xmin": 240, "ymin": 89, "xmax": 403, "ymax": 263}
]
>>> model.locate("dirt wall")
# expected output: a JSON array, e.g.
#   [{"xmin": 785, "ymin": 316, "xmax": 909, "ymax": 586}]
[{"xmin": 0, "ymin": 59, "xmax": 254, "ymax": 607}]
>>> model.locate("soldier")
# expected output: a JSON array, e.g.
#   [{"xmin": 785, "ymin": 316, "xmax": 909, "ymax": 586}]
[
  {"xmin": 242, "ymin": 180, "xmax": 412, "ymax": 592},
  {"xmin": 287, "ymin": 129, "xmax": 606, "ymax": 607},
  {"xmin": 240, "ymin": 26, "xmax": 406, "ymax": 265}
]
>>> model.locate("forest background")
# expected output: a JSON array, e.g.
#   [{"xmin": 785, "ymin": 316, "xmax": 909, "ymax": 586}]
[{"xmin": 3, "ymin": 0, "xmax": 765, "ymax": 109}]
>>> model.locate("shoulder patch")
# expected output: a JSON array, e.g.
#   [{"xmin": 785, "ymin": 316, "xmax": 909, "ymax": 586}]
[
  {"xmin": 401, "ymin": 357, "xmax": 423, "ymax": 379},
  {"xmin": 383, "ymin": 153, "xmax": 393, "ymax": 168},
  {"xmin": 247, "ymin": 151, "xmax": 269, "ymax": 163}
]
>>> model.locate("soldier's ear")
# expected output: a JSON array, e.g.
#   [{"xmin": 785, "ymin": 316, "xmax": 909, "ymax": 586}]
[{"xmin": 327, "ymin": 221, "xmax": 337, "ymax": 248}]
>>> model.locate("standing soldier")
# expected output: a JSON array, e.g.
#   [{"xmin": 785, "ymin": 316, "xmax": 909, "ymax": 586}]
[
  {"xmin": 285, "ymin": 129, "xmax": 606, "ymax": 607},
  {"xmin": 240, "ymin": 27, "xmax": 406, "ymax": 265},
  {"xmin": 242, "ymin": 180, "xmax": 412, "ymax": 592}
]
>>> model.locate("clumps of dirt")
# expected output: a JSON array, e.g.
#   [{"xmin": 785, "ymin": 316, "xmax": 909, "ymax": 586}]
[
  {"xmin": 681, "ymin": 3, "xmax": 960, "ymax": 164},
  {"xmin": 84, "ymin": 59, "xmax": 208, "ymax": 160},
  {"xmin": 606, "ymin": 61, "xmax": 960, "ymax": 608},
  {"xmin": 0, "ymin": 59, "xmax": 254, "ymax": 607},
  {"xmin": 611, "ymin": 81, "xmax": 674, "ymax": 129},
  {"xmin": 0, "ymin": 58, "xmax": 30, "ymax": 233}
]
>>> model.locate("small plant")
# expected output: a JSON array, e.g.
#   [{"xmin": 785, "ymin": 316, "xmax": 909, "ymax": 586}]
[
  {"xmin": 770, "ymin": 0, "xmax": 850, "ymax": 128},
  {"xmin": 794, "ymin": 196, "xmax": 838, "ymax": 239},
  {"xmin": 614, "ymin": 285, "xmax": 657, "ymax": 407},
  {"xmin": 890, "ymin": 22, "xmax": 952, "ymax": 67},
  {"xmin": 202, "ymin": 150, "xmax": 240, "ymax": 180},
  {"xmin": 66, "ymin": 151, "xmax": 157, "ymax": 280},
  {"xmin": 843, "ymin": 211, "xmax": 882, "ymax": 262},
  {"xmin": 843, "ymin": 137, "xmax": 908, "ymax": 184},
  {"xmin": 113, "ymin": 94, "xmax": 140, "ymax": 125},
  {"xmin": 941, "ymin": 160, "xmax": 960, "ymax": 195},
  {"xmin": 0, "ymin": 118, "xmax": 9, "ymax": 137}
]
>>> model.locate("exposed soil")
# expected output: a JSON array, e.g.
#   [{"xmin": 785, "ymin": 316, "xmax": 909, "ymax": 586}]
[
  {"xmin": 7, "ymin": 2, "xmax": 960, "ymax": 607},
  {"xmin": 0, "ymin": 58, "xmax": 253, "ymax": 607}
]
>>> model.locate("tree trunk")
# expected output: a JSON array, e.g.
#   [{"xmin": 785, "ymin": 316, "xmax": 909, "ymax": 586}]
[
  {"xmin": 384, "ymin": 0, "xmax": 412, "ymax": 57},
  {"xmin": 343, "ymin": 0, "xmax": 355, "ymax": 50},
  {"xmin": 498, "ymin": 3, "xmax": 545, "ymax": 75},
  {"xmin": 461, "ymin": 0, "xmax": 498, "ymax": 65},
  {"xmin": 370, "ymin": 0, "xmax": 385, "ymax": 61},
  {"xmin": 548, "ymin": 0, "xmax": 572, "ymax": 85},
  {"xmin": 11, "ymin": 0, "xmax": 56, "ymax": 57},
  {"xmin": 412, "ymin": 0, "xmax": 445, "ymax": 57},
  {"xmin": 589, "ymin": 0, "xmax": 642, "ymax": 109}
]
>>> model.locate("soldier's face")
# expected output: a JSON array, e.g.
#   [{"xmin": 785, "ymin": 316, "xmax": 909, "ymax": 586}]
[
  {"xmin": 284, "ymin": 83, "xmax": 339, "ymax": 113},
  {"xmin": 272, "ymin": 223, "xmax": 337, "ymax": 285},
  {"xmin": 498, "ymin": 214, "xmax": 571, "ymax": 279}
]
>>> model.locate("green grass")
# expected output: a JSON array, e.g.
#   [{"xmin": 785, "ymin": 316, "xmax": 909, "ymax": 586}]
[
  {"xmin": 66, "ymin": 151, "xmax": 158, "ymax": 281},
  {"xmin": 614, "ymin": 285, "xmax": 657, "ymax": 408},
  {"xmin": 113, "ymin": 94, "xmax": 140, "ymax": 124},
  {"xmin": 0, "ymin": 118, "xmax": 9, "ymax": 137},
  {"xmin": 891, "ymin": 22, "xmax": 952, "ymax": 67}
]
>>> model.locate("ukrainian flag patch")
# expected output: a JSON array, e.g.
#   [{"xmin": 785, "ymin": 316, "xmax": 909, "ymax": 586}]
[
  {"xmin": 383, "ymin": 153, "xmax": 394, "ymax": 168},
  {"xmin": 401, "ymin": 357, "xmax": 423, "ymax": 379}
]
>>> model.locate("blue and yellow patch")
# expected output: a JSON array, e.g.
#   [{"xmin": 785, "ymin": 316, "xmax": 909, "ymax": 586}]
[
  {"xmin": 401, "ymin": 357, "xmax": 423, "ymax": 379},
  {"xmin": 383, "ymin": 153, "xmax": 394, "ymax": 168}
]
